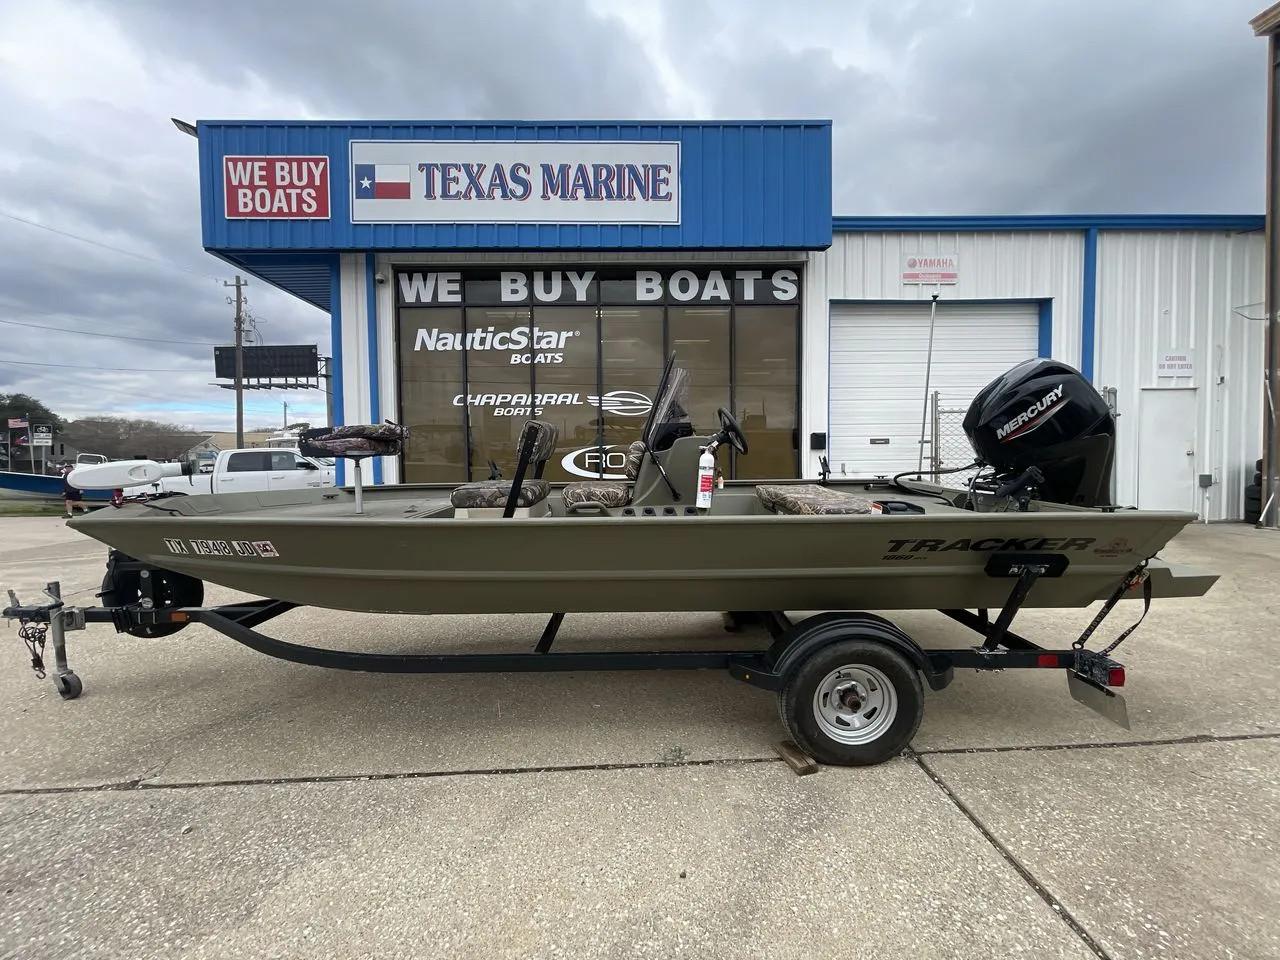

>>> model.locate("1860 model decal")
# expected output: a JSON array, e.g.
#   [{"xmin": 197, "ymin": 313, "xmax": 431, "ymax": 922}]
[{"xmin": 163, "ymin": 538, "xmax": 279, "ymax": 559}]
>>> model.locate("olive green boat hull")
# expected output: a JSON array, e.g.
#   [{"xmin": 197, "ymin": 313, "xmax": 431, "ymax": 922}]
[{"xmin": 69, "ymin": 484, "xmax": 1214, "ymax": 615}]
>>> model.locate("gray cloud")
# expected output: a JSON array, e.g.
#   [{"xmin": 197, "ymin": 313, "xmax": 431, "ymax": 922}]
[{"xmin": 0, "ymin": 0, "xmax": 1265, "ymax": 429}]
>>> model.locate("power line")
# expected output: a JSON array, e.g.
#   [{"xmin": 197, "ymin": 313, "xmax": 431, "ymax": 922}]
[
  {"xmin": 0, "ymin": 358, "xmax": 201, "ymax": 373},
  {"xmin": 0, "ymin": 210, "xmax": 224, "ymax": 281},
  {"xmin": 0, "ymin": 316, "xmax": 221, "ymax": 346}
]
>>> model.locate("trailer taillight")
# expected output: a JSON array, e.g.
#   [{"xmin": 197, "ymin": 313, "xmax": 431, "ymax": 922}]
[
  {"xmin": 1037, "ymin": 654, "xmax": 1060, "ymax": 668},
  {"xmin": 1107, "ymin": 666, "xmax": 1126, "ymax": 688}
]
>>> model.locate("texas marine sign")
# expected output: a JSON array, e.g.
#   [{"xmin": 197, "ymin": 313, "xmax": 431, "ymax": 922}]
[{"xmin": 198, "ymin": 120, "xmax": 832, "ymax": 251}]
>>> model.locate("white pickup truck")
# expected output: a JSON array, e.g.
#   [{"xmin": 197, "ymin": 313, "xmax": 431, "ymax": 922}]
[
  {"xmin": 154, "ymin": 448, "xmax": 335, "ymax": 495},
  {"xmin": 69, "ymin": 447, "xmax": 337, "ymax": 497}
]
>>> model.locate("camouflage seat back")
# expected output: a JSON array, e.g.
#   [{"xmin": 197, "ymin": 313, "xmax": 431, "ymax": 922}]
[
  {"xmin": 520, "ymin": 420, "xmax": 560, "ymax": 469},
  {"xmin": 624, "ymin": 440, "xmax": 645, "ymax": 481}
]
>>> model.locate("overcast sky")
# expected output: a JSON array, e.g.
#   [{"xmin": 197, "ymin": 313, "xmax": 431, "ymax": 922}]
[{"xmin": 0, "ymin": 0, "xmax": 1267, "ymax": 430}]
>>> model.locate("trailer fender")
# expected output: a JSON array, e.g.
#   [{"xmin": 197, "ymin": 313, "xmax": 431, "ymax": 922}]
[{"xmin": 729, "ymin": 612, "xmax": 953, "ymax": 692}]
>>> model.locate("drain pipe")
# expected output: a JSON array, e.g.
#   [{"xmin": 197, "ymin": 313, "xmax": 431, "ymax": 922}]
[{"xmin": 916, "ymin": 293, "xmax": 940, "ymax": 479}]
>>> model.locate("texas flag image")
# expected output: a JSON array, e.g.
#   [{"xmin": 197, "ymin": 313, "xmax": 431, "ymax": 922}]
[{"xmin": 353, "ymin": 163, "xmax": 411, "ymax": 200}]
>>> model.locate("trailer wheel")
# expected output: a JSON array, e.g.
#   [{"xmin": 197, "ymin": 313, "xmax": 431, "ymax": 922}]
[
  {"xmin": 100, "ymin": 556, "xmax": 203, "ymax": 638},
  {"xmin": 54, "ymin": 671, "xmax": 83, "ymax": 700},
  {"xmin": 779, "ymin": 640, "xmax": 923, "ymax": 766}
]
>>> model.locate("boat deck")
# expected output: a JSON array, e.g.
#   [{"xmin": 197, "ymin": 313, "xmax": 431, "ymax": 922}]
[{"xmin": 159, "ymin": 481, "xmax": 1006, "ymax": 523}]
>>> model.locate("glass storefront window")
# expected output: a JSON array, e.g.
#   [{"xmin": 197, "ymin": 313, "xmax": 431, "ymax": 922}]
[
  {"xmin": 668, "ymin": 306, "xmax": 730, "ymax": 440},
  {"xmin": 465, "ymin": 307, "xmax": 533, "ymax": 478},
  {"xmin": 733, "ymin": 306, "xmax": 799, "ymax": 479},
  {"xmin": 397, "ymin": 307, "xmax": 468, "ymax": 482},
  {"xmin": 598, "ymin": 306, "xmax": 665, "ymax": 477},
  {"xmin": 395, "ymin": 267, "xmax": 801, "ymax": 483},
  {"xmin": 533, "ymin": 306, "xmax": 601, "ymax": 481}
]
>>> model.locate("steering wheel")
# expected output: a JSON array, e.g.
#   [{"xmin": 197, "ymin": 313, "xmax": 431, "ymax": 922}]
[{"xmin": 716, "ymin": 407, "xmax": 749, "ymax": 455}]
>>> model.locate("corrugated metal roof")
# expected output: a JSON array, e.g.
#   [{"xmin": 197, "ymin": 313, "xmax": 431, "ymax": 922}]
[{"xmin": 833, "ymin": 215, "xmax": 1265, "ymax": 232}]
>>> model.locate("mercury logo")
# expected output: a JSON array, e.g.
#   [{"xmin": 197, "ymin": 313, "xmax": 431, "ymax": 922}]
[
  {"xmin": 587, "ymin": 390, "xmax": 652, "ymax": 417},
  {"xmin": 996, "ymin": 384, "xmax": 1067, "ymax": 442}
]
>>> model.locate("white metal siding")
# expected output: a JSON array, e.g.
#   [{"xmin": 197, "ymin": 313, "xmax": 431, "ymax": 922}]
[
  {"xmin": 829, "ymin": 302, "xmax": 1039, "ymax": 476},
  {"xmin": 804, "ymin": 231, "xmax": 1084, "ymax": 476},
  {"xmin": 1095, "ymin": 230, "xmax": 1265, "ymax": 519}
]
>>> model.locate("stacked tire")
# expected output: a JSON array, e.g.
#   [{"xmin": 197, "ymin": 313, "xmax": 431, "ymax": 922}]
[{"xmin": 1245, "ymin": 458, "xmax": 1262, "ymax": 524}]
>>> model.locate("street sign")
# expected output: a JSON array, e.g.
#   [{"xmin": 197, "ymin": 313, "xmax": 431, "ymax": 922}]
[{"xmin": 32, "ymin": 423, "xmax": 53, "ymax": 447}]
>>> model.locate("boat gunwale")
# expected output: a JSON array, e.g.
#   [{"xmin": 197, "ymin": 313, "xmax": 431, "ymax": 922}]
[{"xmin": 90, "ymin": 507, "xmax": 1201, "ymax": 528}]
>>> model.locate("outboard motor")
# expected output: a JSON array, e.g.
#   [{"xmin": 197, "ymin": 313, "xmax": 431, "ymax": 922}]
[{"xmin": 963, "ymin": 358, "xmax": 1115, "ymax": 506}]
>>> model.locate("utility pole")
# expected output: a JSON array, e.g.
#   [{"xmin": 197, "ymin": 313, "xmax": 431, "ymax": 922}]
[
  {"xmin": 282, "ymin": 400, "xmax": 289, "ymax": 429},
  {"xmin": 224, "ymin": 275, "xmax": 247, "ymax": 448}
]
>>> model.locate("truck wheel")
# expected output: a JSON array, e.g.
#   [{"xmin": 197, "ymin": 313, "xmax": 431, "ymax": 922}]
[{"xmin": 779, "ymin": 640, "xmax": 923, "ymax": 766}]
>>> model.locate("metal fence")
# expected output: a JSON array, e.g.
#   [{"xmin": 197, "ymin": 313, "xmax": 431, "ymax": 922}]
[{"xmin": 929, "ymin": 392, "xmax": 982, "ymax": 487}]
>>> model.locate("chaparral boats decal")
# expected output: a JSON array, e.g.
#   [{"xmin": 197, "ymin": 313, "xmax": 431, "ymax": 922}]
[
  {"xmin": 164, "ymin": 538, "xmax": 279, "ymax": 559},
  {"xmin": 996, "ymin": 384, "xmax": 1067, "ymax": 442}
]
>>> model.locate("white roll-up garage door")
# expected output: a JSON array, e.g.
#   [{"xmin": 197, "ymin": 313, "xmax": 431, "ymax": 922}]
[{"xmin": 829, "ymin": 301, "xmax": 1040, "ymax": 477}]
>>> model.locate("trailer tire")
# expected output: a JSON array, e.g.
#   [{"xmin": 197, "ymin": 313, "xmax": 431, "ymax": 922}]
[{"xmin": 779, "ymin": 640, "xmax": 923, "ymax": 766}]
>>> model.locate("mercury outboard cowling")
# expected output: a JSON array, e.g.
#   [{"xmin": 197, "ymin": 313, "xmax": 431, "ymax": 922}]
[{"xmin": 963, "ymin": 358, "xmax": 1115, "ymax": 506}]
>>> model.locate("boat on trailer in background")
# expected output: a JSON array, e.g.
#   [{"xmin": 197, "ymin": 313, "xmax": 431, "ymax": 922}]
[{"xmin": 4, "ymin": 357, "xmax": 1216, "ymax": 765}]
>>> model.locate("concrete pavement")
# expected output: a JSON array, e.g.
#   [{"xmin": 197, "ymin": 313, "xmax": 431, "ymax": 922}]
[{"xmin": 0, "ymin": 515, "xmax": 1277, "ymax": 958}]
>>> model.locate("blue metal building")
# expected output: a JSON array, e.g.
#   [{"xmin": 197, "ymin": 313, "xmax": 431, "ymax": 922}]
[{"xmin": 193, "ymin": 119, "xmax": 1264, "ymax": 518}]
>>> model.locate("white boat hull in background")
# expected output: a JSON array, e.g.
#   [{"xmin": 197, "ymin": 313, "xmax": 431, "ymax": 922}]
[{"xmin": 69, "ymin": 460, "xmax": 189, "ymax": 491}]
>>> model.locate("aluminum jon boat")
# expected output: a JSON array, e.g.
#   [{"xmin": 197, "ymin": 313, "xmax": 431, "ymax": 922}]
[{"xmin": 6, "ymin": 357, "xmax": 1217, "ymax": 766}]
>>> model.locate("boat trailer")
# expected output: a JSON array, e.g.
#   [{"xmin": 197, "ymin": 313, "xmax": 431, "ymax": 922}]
[{"xmin": 4, "ymin": 551, "xmax": 1150, "ymax": 766}]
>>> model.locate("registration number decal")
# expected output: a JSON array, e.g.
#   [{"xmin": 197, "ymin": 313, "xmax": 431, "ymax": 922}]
[{"xmin": 163, "ymin": 538, "xmax": 279, "ymax": 559}]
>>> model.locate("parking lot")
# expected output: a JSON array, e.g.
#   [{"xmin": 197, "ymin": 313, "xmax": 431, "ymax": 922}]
[{"xmin": 1, "ymin": 516, "xmax": 1277, "ymax": 959}]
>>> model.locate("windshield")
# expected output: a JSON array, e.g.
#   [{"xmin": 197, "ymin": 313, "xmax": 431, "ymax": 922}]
[{"xmin": 641, "ymin": 353, "xmax": 692, "ymax": 449}]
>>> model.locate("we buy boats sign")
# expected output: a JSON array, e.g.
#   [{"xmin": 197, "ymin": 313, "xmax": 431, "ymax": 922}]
[{"xmin": 223, "ymin": 156, "xmax": 330, "ymax": 219}]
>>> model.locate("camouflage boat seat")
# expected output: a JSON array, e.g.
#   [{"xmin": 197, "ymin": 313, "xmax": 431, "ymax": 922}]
[
  {"xmin": 300, "ymin": 422, "xmax": 408, "ymax": 459},
  {"xmin": 560, "ymin": 440, "xmax": 646, "ymax": 509},
  {"xmin": 450, "ymin": 419, "xmax": 559, "ymax": 517},
  {"xmin": 450, "ymin": 479, "xmax": 551, "ymax": 509},
  {"xmin": 756, "ymin": 484, "xmax": 874, "ymax": 516}
]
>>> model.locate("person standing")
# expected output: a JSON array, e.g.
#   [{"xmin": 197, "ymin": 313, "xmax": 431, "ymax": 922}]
[{"xmin": 61, "ymin": 464, "xmax": 87, "ymax": 518}]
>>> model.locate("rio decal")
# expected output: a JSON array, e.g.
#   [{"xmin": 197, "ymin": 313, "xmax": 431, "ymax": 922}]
[{"xmin": 163, "ymin": 538, "xmax": 279, "ymax": 559}]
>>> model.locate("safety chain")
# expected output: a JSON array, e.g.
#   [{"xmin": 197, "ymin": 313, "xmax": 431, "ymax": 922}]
[
  {"xmin": 1073, "ymin": 562, "xmax": 1152, "ymax": 655},
  {"xmin": 18, "ymin": 621, "xmax": 48, "ymax": 679}
]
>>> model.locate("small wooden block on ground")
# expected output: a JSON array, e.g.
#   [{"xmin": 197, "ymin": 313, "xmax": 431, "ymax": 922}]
[{"xmin": 775, "ymin": 740, "xmax": 819, "ymax": 776}]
